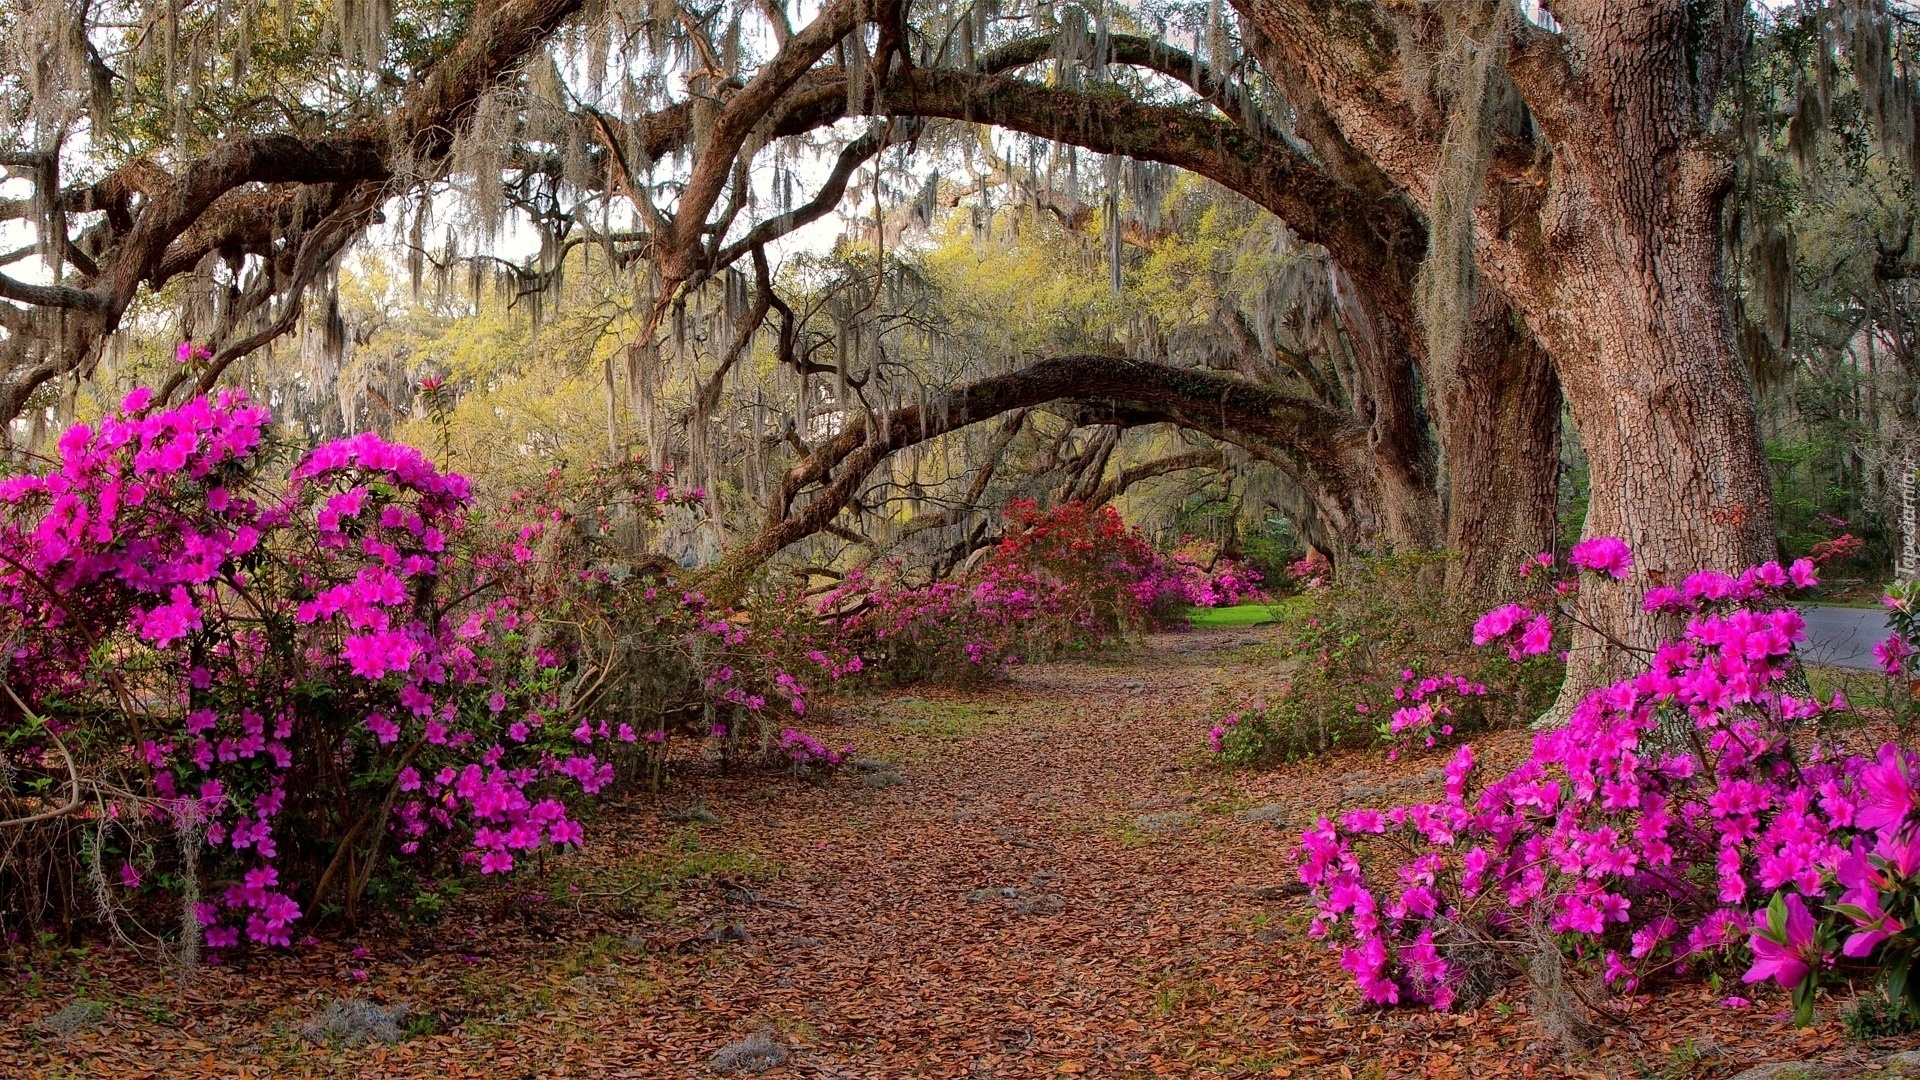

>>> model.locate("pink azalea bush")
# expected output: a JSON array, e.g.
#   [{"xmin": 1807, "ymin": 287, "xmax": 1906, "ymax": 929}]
[
  {"xmin": 1209, "ymin": 711, "xmax": 1268, "ymax": 764},
  {"xmin": 1165, "ymin": 536, "xmax": 1266, "ymax": 608},
  {"xmin": 0, "ymin": 388, "xmax": 613, "ymax": 945},
  {"xmin": 1286, "ymin": 549, "xmax": 1333, "ymax": 590},
  {"xmin": 777, "ymin": 728, "xmax": 854, "ymax": 776},
  {"xmin": 1378, "ymin": 671, "xmax": 1488, "ymax": 758},
  {"xmin": 1299, "ymin": 540, "xmax": 1920, "ymax": 1026},
  {"xmin": 816, "ymin": 500, "xmax": 1195, "ymax": 682},
  {"xmin": 475, "ymin": 477, "xmax": 873, "ymax": 782},
  {"xmin": 0, "ymin": 387, "xmax": 851, "ymax": 949}
]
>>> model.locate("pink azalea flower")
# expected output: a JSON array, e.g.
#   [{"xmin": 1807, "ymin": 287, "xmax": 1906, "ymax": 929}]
[
  {"xmin": 1742, "ymin": 893, "xmax": 1820, "ymax": 989},
  {"xmin": 1874, "ymin": 635, "xmax": 1913, "ymax": 676},
  {"xmin": 1835, "ymin": 839, "xmax": 1906, "ymax": 959},
  {"xmin": 1568, "ymin": 536, "xmax": 1633, "ymax": 579},
  {"xmin": 1857, "ymin": 745, "xmax": 1916, "ymax": 837},
  {"xmin": 1472, "ymin": 604, "xmax": 1529, "ymax": 646},
  {"xmin": 1518, "ymin": 614, "xmax": 1554, "ymax": 656}
]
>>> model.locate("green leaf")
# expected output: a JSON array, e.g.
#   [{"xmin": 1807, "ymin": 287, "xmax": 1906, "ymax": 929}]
[{"xmin": 1766, "ymin": 890, "xmax": 1789, "ymax": 942}]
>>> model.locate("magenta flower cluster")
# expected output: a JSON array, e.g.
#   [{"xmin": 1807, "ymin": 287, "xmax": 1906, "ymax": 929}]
[
  {"xmin": 1208, "ymin": 712, "xmax": 1245, "ymax": 754},
  {"xmin": 1382, "ymin": 670, "xmax": 1487, "ymax": 755},
  {"xmin": 1161, "ymin": 537, "xmax": 1267, "ymax": 609},
  {"xmin": 1299, "ymin": 539, "xmax": 1920, "ymax": 1023},
  {"xmin": 0, "ymin": 388, "xmax": 633, "ymax": 951},
  {"xmin": 777, "ymin": 728, "xmax": 854, "ymax": 771}
]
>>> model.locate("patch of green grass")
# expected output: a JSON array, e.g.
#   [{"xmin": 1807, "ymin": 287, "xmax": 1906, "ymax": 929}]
[
  {"xmin": 1185, "ymin": 603, "xmax": 1273, "ymax": 628},
  {"xmin": 547, "ymin": 825, "xmax": 779, "ymax": 917},
  {"xmin": 1806, "ymin": 594, "xmax": 1891, "ymax": 609},
  {"xmin": 878, "ymin": 699, "xmax": 1001, "ymax": 738},
  {"xmin": 1143, "ymin": 967, "xmax": 1223, "ymax": 1019},
  {"xmin": 550, "ymin": 934, "xmax": 661, "ymax": 1003},
  {"xmin": 1804, "ymin": 664, "xmax": 1901, "ymax": 715},
  {"xmin": 1631, "ymin": 1037, "xmax": 1725, "ymax": 1079},
  {"xmin": 1147, "ymin": 975, "xmax": 1200, "ymax": 1016},
  {"xmin": 1185, "ymin": 596, "xmax": 1311, "ymax": 628}
]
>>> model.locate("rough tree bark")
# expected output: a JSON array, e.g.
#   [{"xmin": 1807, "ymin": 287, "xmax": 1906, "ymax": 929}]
[
  {"xmin": 1444, "ymin": 291, "xmax": 1562, "ymax": 599},
  {"xmin": 1496, "ymin": 2, "xmax": 1775, "ymax": 703}
]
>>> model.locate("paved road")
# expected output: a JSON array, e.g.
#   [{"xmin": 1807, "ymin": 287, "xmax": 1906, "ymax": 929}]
[{"xmin": 1797, "ymin": 604, "xmax": 1896, "ymax": 670}]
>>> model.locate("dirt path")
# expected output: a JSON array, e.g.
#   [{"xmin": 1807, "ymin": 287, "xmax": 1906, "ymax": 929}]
[{"xmin": 0, "ymin": 627, "xmax": 1872, "ymax": 1078}]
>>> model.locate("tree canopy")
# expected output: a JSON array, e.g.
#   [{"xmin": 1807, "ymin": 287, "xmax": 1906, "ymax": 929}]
[{"xmin": 6, "ymin": 0, "xmax": 1920, "ymax": 651}]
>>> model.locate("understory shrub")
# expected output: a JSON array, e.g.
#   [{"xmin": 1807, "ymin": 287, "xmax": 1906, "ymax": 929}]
[
  {"xmin": 549, "ymin": 537, "xmax": 862, "ymax": 770},
  {"xmin": 1220, "ymin": 552, "xmax": 1561, "ymax": 762},
  {"xmin": 0, "ymin": 388, "xmax": 593, "ymax": 947},
  {"xmin": 815, "ymin": 499, "xmax": 1198, "ymax": 683},
  {"xmin": 1298, "ymin": 539, "xmax": 1920, "ymax": 1032}
]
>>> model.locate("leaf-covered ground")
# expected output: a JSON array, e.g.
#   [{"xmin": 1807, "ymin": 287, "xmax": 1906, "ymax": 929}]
[{"xmin": 0, "ymin": 627, "xmax": 1903, "ymax": 1078}]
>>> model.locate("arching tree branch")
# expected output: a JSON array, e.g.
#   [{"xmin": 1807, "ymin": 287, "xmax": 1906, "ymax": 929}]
[{"xmin": 708, "ymin": 354, "xmax": 1376, "ymax": 595}]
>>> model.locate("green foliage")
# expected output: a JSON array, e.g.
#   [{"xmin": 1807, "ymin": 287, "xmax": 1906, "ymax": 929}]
[
  {"xmin": 1209, "ymin": 708, "xmax": 1280, "ymax": 766},
  {"xmin": 1725, "ymin": 9, "xmax": 1920, "ymax": 586},
  {"xmin": 1236, "ymin": 516, "xmax": 1304, "ymax": 588},
  {"xmin": 1234, "ymin": 554, "xmax": 1562, "ymax": 763},
  {"xmin": 1842, "ymin": 990, "xmax": 1920, "ymax": 1041}
]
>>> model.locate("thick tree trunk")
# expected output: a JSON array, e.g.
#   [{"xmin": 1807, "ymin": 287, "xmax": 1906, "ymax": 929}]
[
  {"xmin": 1242, "ymin": 0, "xmax": 1773, "ymax": 710},
  {"xmin": 1492, "ymin": 2, "xmax": 1774, "ymax": 710},
  {"xmin": 1523, "ymin": 254, "xmax": 1774, "ymax": 709},
  {"xmin": 1324, "ymin": 263, "xmax": 1443, "ymax": 555},
  {"xmin": 1442, "ymin": 292, "xmax": 1562, "ymax": 601}
]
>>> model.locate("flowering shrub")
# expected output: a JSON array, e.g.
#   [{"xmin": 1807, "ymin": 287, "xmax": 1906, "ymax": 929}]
[
  {"xmin": 818, "ymin": 500, "xmax": 1188, "ymax": 682},
  {"xmin": 776, "ymin": 728, "xmax": 854, "ymax": 777},
  {"xmin": 1210, "ymin": 667, "xmax": 1496, "ymax": 768},
  {"xmin": 0, "ymin": 389, "xmax": 624, "ymax": 948},
  {"xmin": 481, "ymin": 470, "xmax": 871, "ymax": 777},
  {"xmin": 0, "ymin": 389, "xmax": 847, "ymax": 950},
  {"xmin": 1298, "ymin": 540, "xmax": 1920, "ymax": 1029},
  {"xmin": 1809, "ymin": 532, "xmax": 1867, "ymax": 567},
  {"xmin": 1378, "ymin": 671, "xmax": 1488, "ymax": 758},
  {"xmin": 1165, "ymin": 537, "xmax": 1266, "ymax": 608},
  {"xmin": 1209, "ymin": 710, "xmax": 1278, "ymax": 766},
  {"xmin": 1286, "ymin": 550, "xmax": 1332, "ymax": 590}
]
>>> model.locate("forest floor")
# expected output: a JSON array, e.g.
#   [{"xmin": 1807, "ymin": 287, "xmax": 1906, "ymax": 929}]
[{"xmin": 1, "ymin": 625, "xmax": 1908, "ymax": 1079}]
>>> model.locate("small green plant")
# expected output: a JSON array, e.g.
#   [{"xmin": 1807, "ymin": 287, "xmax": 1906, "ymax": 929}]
[
  {"xmin": 401, "ymin": 877, "xmax": 466, "ymax": 926},
  {"xmin": 1649, "ymin": 1038, "xmax": 1722, "ymax": 1079},
  {"xmin": 1207, "ymin": 709, "xmax": 1278, "ymax": 765},
  {"xmin": 1842, "ymin": 990, "xmax": 1920, "ymax": 1040}
]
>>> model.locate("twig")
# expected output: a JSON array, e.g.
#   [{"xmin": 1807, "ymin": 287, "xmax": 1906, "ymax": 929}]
[{"xmin": 0, "ymin": 678, "xmax": 83, "ymax": 828}]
